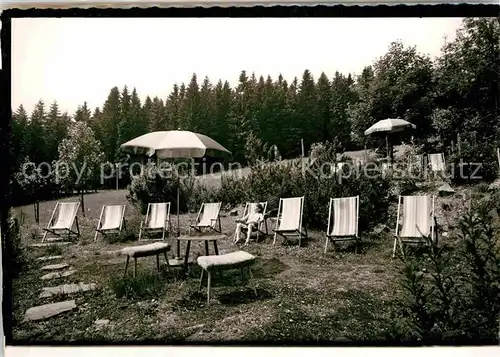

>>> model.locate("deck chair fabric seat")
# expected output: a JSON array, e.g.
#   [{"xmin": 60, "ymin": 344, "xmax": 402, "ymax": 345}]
[
  {"xmin": 325, "ymin": 196, "xmax": 360, "ymax": 254},
  {"xmin": 393, "ymin": 195, "xmax": 436, "ymax": 258},
  {"xmin": 42, "ymin": 202, "xmax": 81, "ymax": 242},
  {"xmin": 197, "ymin": 251, "xmax": 257, "ymax": 304},
  {"xmin": 139, "ymin": 202, "xmax": 171, "ymax": 241},
  {"xmin": 189, "ymin": 202, "xmax": 222, "ymax": 234},
  {"xmin": 428, "ymin": 153, "xmax": 446, "ymax": 172},
  {"xmin": 273, "ymin": 196, "xmax": 307, "ymax": 246},
  {"xmin": 197, "ymin": 251, "xmax": 256, "ymax": 271},
  {"xmin": 94, "ymin": 205, "xmax": 126, "ymax": 242},
  {"xmin": 121, "ymin": 242, "xmax": 172, "ymax": 278},
  {"xmin": 239, "ymin": 202, "xmax": 269, "ymax": 239}
]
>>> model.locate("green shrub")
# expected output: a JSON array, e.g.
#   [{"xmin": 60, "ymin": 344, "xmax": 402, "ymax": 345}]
[
  {"xmin": 127, "ymin": 162, "xmax": 190, "ymax": 215},
  {"xmin": 2, "ymin": 209, "xmax": 28, "ymax": 278},
  {"xmin": 449, "ymin": 137, "xmax": 498, "ymax": 184},
  {"xmin": 397, "ymin": 199, "xmax": 500, "ymax": 343}
]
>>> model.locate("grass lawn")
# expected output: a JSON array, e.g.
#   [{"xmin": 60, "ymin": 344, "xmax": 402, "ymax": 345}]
[{"xmin": 11, "ymin": 188, "xmax": 412, "ymax": 344}]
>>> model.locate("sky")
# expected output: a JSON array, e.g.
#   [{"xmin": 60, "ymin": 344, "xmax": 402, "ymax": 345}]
[{"xmin": 11, "ymin": 17, "xmax": 464, "ymax": 115}]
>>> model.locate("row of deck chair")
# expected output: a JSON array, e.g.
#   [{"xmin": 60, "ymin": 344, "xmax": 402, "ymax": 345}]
[{"xmin": 42, "ymin": 195, "xmax": 436, "ymax": 258}]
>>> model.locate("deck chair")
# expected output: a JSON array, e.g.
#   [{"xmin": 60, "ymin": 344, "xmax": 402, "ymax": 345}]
[
  {"xmin": 273, "ymin": 196, "xmax": 308, "ymax": 246},
  {"xmin": 94, "ymin": 205, "xmax": 126, "ymax": 242},
  {"xmin": 138, "ymin": 202, "xmax": 171, "ymax": 241},
  {"xmin": 42, "ymin": 202, "xmax": 81, "ymax": 242},
  {"xmin": 393, "ymin": 195, "xmax": 437, "ymax": 258},
  {"xmin": 239, "ymin": 201, "xmax": 269, "ymax": 241},
  {"xmin": 324, "ymin": 196, "xmax": 359, "ymax": 254},
  {"xmin": 189, "ymin": 202, "xmax": 222, "ymax": 234},
  {"xmin": 428, "ymin": 153, "xmax": 446, "ymax": 172}
]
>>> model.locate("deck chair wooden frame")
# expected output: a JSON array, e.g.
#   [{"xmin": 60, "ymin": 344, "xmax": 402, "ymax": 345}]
[
  {"xmin": 138, "ymin": 202, "xmax": 171, "ymax": 241},
  {"xmin": 239, "ymin": 201, "xmax": 269, "ymax": 241},
  {"xmin": 273, "ymin": 196, "xmax": 308, "ymax": 246},
  {"xmin": 42, "ymin": 201, "xmax": 81, "ymax": 243},
  {"xmin": 428, "ymin": 153, "xmax": 446, "ymax": 172},
  {"xmin": 94, "ymin": 204, "xmax": 127, "ymax": 242},
  {"xmin": 393, "ymin": 195, "xmax": 437, "ymax": 258},
  {"xmin": 189, "ymin": 202, "xmax": 222, "ymax": 234},
  {"xmin": 324, "ymin": 196, "xmax": 360, "ymax": 254}
]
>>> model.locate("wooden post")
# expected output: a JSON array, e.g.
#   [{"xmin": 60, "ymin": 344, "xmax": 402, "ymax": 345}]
[
  {"xmin": 115, "ymin": 163, "xmax": 119, "ymax": 190},
  {"xmin": 301, "ymin": 139, "xmax": 305, "ymax": 158}
]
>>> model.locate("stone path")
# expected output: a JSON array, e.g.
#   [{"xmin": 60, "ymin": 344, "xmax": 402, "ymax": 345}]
[
  {"xmin": 41, "ymin": 263, "xmax": 70, "ymax": 271},
  {"xmin": 30, "ymin": 242, "xmax": 71, "ymax": 248},
  {"xmin": 23, "ymin": 300, "xmax": 77, "ymax": 322},
  {"xmin": 39, "ymin": 282, "xmax": 97, "ymax": 298},
  {"xmin": 37, "ymin": 255, "xmax": 63, "ymax": 262},
  {"xmin": 41, "ymin": 270, "xmax": 77, "ymax": 281}
]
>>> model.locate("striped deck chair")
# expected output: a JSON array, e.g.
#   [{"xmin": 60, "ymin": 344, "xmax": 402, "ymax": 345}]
[
  {"xmin": 42, "ymin": 202, "xmax": 81, "ymax": 242},
  {"xmin": 189, "ymin": 202, "xmax": 222, "ymax": 234},
  {"xmin": 273, "ymin": 196, "xmax": 308, "ymax": 246},
  {"xmin": 324, "ymin": 196, "xmax": 359, "ymax": 254},
  {"xmin": 393, "ymin": 195, "xmax": 437, "ymax": 258},
  {"xmin": 428, "ymin": 153, "xmax": 446, "ymax": 172},
  {"xmin": 94, "ymin": 205, "xmax": 126, "ymax": 242},
  {"xmin": 138, "ymin": 202, "xmax": 171, "ymax": 241},
  {"xmin": 240, "ymin": 201, "xmax": 269, "ymax": 240}
]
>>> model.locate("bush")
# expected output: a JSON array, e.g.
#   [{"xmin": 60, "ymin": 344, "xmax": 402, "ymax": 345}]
[
  {"xmin": 2, "ymin": 209, "xmax": 28, "ymax": 278},
  {"xmin": 203, "ymin": 142, "xmax": 392, "ymax": 233},
  {"xmin": 396, "ymin": 198, "xmax": 500, "ymax": 343},
  {"xmin": 127, "ymin": 162, "xmax": 190, "ymax": 215}
]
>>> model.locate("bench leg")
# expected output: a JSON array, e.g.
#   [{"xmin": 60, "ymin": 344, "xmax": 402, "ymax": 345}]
[
  {"xmin": 204, "ymin": 240, "xmax": 209, "ymax": 256},
  {"xmin": 164, "ymin": 252, "xmax": 172, "ymax": 274},
  {"xmin": 134, "ymin": 258, "xmax": 137, "ymax": 278},
  {"xmin": 183, "ymin": 241, "xmax": 191, "ymax": 276},
  {"xmin": 247, "ymin": 266, "xmax": 257, "ymax": 297},
  {"xmin": 123, "ymin": 256, "xmax": 130, "ymax": 278},
  {"xmin": 207, "ymin": 271, "xmax": 212, "ymax": 305},
  {"xmin": 213, "ymin": 240, "xmax": 219, "ymax": 255},
  {"xmin": 199, "ymin": 269, "xmax": 205, "ymax": 290}
]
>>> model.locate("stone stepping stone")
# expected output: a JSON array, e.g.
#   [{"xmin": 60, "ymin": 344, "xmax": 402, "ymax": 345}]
[
  {"xmin": 30, "ymin": 242, "xmax": 71, "ymax": 248},
  {"xmin": 23, "ymin": 300, "xmax": 76, "ymax": 322},
  {"xmin": 41, "ymin": 270, "xmax": 76, "ymax": 281},
  {"xmin": 37, "ymin": 255, "xmax": 63, "ymax": 262},
  {"xmin": 46, "ymin": 237, "xmax": 65, "ymax": 242},
  {"xmin": 39, "ymin": 282, "xmax": 97, "ymax": 298},
  {"xmin": 41, "ymin": 263, "xmax": 70, "ymax": 271}
]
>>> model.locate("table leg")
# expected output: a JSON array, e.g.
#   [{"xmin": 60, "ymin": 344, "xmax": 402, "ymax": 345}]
[
  {"xmin": 176, "ymin": 237, "xmax": 181, "ymax": 259},
  {"xmin": 199, "ymin": 269, "xmax": 204, "ymax": 290},
  {"xmin": 204, "ymin": 240, "xmax": 209, "ymax": 256},
  {"xmin": 213, "ymin": 240, "xmax": 219, "ymax": 255}
]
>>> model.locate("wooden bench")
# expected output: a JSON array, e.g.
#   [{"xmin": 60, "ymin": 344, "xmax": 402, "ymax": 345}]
[
  {"xmin": 197, "ymin": 251, "xmax": 257, "ymax": 304},
  {"xmin": 121, "ymin": 242, "xmax": 172, "ymax": 278}
]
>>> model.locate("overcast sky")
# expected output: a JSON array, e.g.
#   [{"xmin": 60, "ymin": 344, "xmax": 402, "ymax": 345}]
[{"xmin": 12, "ymin": 17, "xmax": 463, "ymax": 114}]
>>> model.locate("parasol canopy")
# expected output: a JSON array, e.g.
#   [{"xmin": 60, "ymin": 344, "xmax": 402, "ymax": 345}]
[
  {"xmin": 120, "ymin": 130, "xmax": 231, "ymax": 158},
  {"xmin": 364, "ymin": 118, "xmax": 416, "ymax": 136}
]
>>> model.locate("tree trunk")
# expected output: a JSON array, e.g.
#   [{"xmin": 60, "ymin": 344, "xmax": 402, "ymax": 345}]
[{"xmin": 80, "ymin": 190, "xmax": 85, "ymax": 217}]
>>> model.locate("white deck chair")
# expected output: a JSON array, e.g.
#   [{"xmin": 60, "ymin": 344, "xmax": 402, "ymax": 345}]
[
  {"xmin": 428, "ymin": 153, "xmax": 446, "ymax": 172},
  {"xmin": 239, "ymin": 201, "xmax": 269, "ymax": 240},
  {"xmin": 273, "ymin": 196, "xmax": 307, "ymax": 246},
  {"xmin": 393, "ymin": 195, "xmax": 437, "ymax": 258},
  {"xmin": 189, "ymin": 202, "xmax": 222, "ymax": 234},
  {"xmin": 42, "ymin": 202, "xmax": 81, "ymax": 242},
  {"xmin": 325, "ymin": 196, "xmax": 359, "ymax": 254},
  {"xmin": 94, "ymin": 205, "xmax": 126, "ymax": 242},
  {"xmin": 138, "ymin": 202, "xmax": 171, "ymax": 241}
]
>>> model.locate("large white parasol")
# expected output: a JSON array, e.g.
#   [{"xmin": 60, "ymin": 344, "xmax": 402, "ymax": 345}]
[
  {"xmin": 364, "ymin": 118, "xmax": 416, "ymax": 163},
  {"xmin": 121, "ymin": 130, "xmax": 231, "ymax": 260}
]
